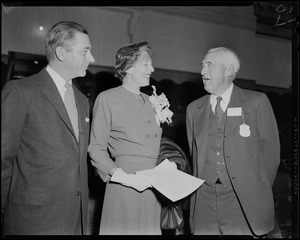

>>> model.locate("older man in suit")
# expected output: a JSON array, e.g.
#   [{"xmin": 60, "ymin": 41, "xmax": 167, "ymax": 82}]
[
  {"xmin": 1, "ymin": 21, "xmax": 95, "ymax": 235},
  {"xmin": 186, "ymin": 47, "xmax": 280, "ymax": 237}
]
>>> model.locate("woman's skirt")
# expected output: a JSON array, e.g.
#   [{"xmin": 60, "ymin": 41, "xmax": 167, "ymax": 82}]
[{"xmin": 99, "ymin": 155, "xmax": 161, "ymax": 235}]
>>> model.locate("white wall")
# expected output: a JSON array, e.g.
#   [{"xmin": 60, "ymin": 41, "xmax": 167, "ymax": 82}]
[
  {"xmin": 1, "ymin": 6, "xmax": 292, "ymax": 88},
  {"xmin": 128, "ymin": 7, "xmax": 292, "ymax": 88},
  {"xmin": 1, "ymin": 7, "xmax": 130, "ymax": 67}
]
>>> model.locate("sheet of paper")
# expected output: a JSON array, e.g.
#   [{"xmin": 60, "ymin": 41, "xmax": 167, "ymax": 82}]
[{"xmin": 136, "ymin": 159, "xmax": 205, "ymax": 202}]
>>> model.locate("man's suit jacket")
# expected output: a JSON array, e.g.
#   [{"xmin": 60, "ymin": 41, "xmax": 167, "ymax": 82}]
[
  {"xmin": 1, "ymin": 68, "xmax": 90, "ymax": 235},
  {"xmin": 186, "ymin": 84, "xmax": 280, "ymax": 236}
]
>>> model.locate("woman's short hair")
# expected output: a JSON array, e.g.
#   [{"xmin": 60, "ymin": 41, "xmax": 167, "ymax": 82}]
[
  {"xmin": 45, "ymin": 21, "xmax": 88, "ymax": 62},
  {"xmin": 208, "ymin": 47, "xmax": 240, "ymax": 74},
  {"xmin": 114, "ymin": 41, "xmax": 152, "ymax": 80}
]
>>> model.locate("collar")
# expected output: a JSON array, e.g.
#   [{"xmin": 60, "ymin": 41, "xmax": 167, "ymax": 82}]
[
  {"xmin": 210, "ymin": 83, "xmax": 233, "ymax": 112},
  {"xmin": 46, "ymin": 65, "xmax": 70, "ymax": 100}
]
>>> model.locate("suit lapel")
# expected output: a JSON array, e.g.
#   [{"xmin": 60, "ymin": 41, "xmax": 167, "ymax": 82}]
[
  {"xmin": 225, "ymin": 85, "xmax": 246, "ymax": 136},
  {"xmin": 37, "ymin": 69, "xmax": 79, "ymax": 148},
  {"xmin": 194, "ymin": 95, "xmax": 210, "ymax": 177},
  {"xmin": 195, "ymin": 96, "xmax": 210, "ymax": 141}
]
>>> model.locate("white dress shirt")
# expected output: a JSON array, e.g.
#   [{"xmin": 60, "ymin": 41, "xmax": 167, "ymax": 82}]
[
  {"xmin": 210, "ymin": 83, "xmax": 233, "ymax": 113},
  {"xmin": 46, "ymin": 65, "xmax": 70, "ymax": 103}
]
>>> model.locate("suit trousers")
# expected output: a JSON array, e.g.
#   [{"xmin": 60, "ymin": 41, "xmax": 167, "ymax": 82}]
[{"xmin": 193, "ymin": 182, "xmax": 253, "ymax": 236}]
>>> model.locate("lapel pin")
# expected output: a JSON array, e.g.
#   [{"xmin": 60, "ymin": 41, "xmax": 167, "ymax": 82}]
[{"xmin": 239, "ymin": 110, "xmax": 250, "ymax": 137}]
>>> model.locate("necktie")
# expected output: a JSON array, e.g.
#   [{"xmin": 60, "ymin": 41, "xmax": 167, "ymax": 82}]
[
  {"xmin": 215, "ymin": 96, "xmax": 224, "ymax": 121},
  {"xmin": 64, "ymin": 82, "xmax": 79, "ymax": 140}
]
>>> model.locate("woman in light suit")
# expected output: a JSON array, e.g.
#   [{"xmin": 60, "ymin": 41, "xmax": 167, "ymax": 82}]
[{"xmin": 88, "ymin": 41, "xmax": 163, "ymax": 235}]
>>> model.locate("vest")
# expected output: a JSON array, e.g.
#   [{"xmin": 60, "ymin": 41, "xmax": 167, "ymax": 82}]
[{"xmin": 202, "ymin": 109, "xmax": 231, "ymax": 187}]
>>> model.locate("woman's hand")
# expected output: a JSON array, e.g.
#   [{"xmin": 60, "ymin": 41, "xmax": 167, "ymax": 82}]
[{"xmin": 110, "ymin": 168, "xmax": 152, "ymax": 192}]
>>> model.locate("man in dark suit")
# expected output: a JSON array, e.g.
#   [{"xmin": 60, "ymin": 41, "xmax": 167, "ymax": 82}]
[
  {"xmin": 1, "ymin": 21, "xmax": 95, "ymax": 235},
  {"xmin": 186, "ymin": 47, "xmax": 280, "ymax": 237}
]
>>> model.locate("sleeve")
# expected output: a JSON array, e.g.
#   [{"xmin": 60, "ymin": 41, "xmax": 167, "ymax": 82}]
[
  {"xmin": 257, "ymin": 93, "xmax": 281, "ymax": 185},
  {"xmin": 88, "ymin": 93, "xmax": 117, "ymax": 182},
  {"xmin": 1, "ymin": 81, "xmax": 27, "ymax": 214},
  {"xmin": 186, "ymin": 104, "xmax": 194, "ymax": 157}
]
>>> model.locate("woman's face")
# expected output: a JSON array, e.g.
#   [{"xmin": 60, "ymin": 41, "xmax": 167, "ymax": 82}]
[{"xmin": 127, "ymin": 49, "xmax": 154, "ymax": 87}]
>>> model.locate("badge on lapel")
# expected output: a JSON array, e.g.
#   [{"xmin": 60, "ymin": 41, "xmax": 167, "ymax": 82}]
[
  {"xmin": 85, "ymin": 117, "xmax": 89, "ymax": 123},
  {"xmin": 227, "ymin": 107, "xmax": 242, "ymax": 116},
  {"xmin": 227, "ymin": 107, "xmax": 251, "ymax": 137},
  {"xmin": 239, "ymin": 110, "xmax": 250, "ymax": 137}
]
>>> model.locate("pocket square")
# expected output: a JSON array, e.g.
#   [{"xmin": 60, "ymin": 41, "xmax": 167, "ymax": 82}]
[{"xmin": 85, "ymin": 117, "xmax": 89, "ymax": 122}]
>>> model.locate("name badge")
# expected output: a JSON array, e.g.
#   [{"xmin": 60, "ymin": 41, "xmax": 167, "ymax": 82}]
[
  {"xmin": 240, "ymin": 123, "xmax": 251, "ymax": 137},
  {"xmin": 227, "ymin": 107, "xmax": 242, "ymax": 116},
  {"xmin": 85, "ymin": 117, "xmax": 89, "ymax": 122}
]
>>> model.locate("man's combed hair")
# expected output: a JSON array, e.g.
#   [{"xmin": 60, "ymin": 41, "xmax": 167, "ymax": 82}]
[{"xmin": 45, "ymin": 21, "xmax": 88, "ymax": 62}]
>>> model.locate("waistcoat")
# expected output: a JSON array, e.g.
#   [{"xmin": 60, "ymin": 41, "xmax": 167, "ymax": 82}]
[{"xmin": 202, "ymin": 109, "xmax": 231, "ymax": 187}]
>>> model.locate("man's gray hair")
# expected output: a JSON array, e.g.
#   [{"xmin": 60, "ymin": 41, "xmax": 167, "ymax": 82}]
[{"xmin": 208, "ymin": 47, "xmax": 240, "ymax": 74}]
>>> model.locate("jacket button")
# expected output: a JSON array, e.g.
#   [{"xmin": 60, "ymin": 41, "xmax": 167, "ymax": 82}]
[
  {"xmin": 77, "ymin": 191, "xmax": 81, "ymax": 196},
  {"xmin": 146, "ymin": 134, "xmax": 150, "ymax": 138}
]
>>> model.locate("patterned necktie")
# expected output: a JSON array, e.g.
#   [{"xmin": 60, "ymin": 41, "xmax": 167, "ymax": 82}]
[
  {"xmin": 215, "ymin": 96, "xmax": 224, "ymax": 121},
  {"xmin": 64, "ymin": 82, "xmax": 79, "ymax": 140}
]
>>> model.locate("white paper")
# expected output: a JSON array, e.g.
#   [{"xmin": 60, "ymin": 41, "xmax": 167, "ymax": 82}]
[
  {"xmin": 227, "ymin": 107, "xmax": 242, "ymax": 116},
  {"xmin": 136, "ymin": 159, "xmax": 205, "ymax": 202}
]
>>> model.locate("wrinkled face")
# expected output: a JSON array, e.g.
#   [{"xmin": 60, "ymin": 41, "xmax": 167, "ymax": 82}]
[
  {"xmin": 201, "ymin": 51, "xmax": 230, "ymax": 96},
  {"xmin": 127, "ymin": 49, "xmax": 154, "ymax": 87},
  {"xmin": 62, "ymin": 32, "xmax": 95, "ymax": 79}
]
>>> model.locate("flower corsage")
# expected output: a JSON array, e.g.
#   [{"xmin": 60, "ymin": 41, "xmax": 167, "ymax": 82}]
[{"xmin": 149, "ymin": 85, "xmax": 173, "ymax": 126}]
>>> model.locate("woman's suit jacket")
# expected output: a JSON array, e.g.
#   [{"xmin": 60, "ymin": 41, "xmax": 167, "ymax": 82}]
[
  {"xmin": 186, "ymin": 84, "xmax": 280, "ymax": 236},
  {"xmin": 1, "ymin": 68, "xmax": 90, "ymax": 235}
]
